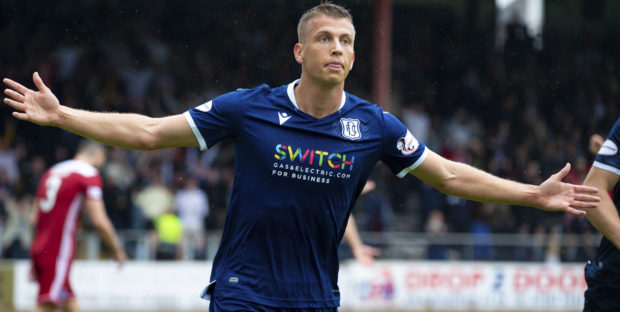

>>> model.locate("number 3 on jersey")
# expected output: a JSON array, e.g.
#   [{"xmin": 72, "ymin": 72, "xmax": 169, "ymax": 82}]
[{"xmin": 40, "ymin": 175, "xmax": 62, "ymax": 212}]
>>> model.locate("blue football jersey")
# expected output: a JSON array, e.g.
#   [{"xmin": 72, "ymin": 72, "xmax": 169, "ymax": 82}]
[
  {"xmin": 184, "ymin": 80, "xmax": 427, "ymax": 308},
  {"xmin": 590, "ymin": 117, "xmax": 620, "ymax": 273}
]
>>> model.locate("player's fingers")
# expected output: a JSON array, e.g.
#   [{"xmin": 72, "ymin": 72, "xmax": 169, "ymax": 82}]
[
  {"xmin": 4, "ymin": 97, "xmax": 26, "ymax": 111},
  {"xmin": 4, "ymin": 89, "xmax": 25, "ymax": 102},
  {"xmin": 552, "ymin": 163, "xmax": 571, "ymax": 180},
  {"xmin": 33, "ymin": 72, "xmax": 49, "ymax": 92},
  {"xmin": 12, "ymin": 111, "xmax": 29, "ymax": 121},
  {"xmin": 3, "ymin": 78, "xmax": 30, "ymax": 94},
  {"xmin": 369, "ymin": 247, "xmax": 381, "ymax": 256},
  {"xmin": 574, "ymin": 185, "xmax": 600, "ymax": 194},
  {"xmin": 566, "ymin": 207, "xmax": 587, "ymax": 216},
  {"xmin": 573, "ymin": 193, "xmax": 601, "ymax": 203},
  {"xmin": 360, "ymin": 257, "xmax": 374, "ymax": 266},
  {"xmin": 569, "ymin": 199, "xmax": 598, "ymax": 209}
]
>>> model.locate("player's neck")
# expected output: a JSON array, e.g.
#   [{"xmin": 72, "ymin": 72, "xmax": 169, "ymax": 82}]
[
  {"xmin": 294, "ymin": 78, "xmax": 344, "ymax": 119},
  {"xmin": 74, "ymin": 154, "xmax": 98, "ymax": 168}
]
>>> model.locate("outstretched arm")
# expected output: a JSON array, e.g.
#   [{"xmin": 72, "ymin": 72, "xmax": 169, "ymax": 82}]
[
  {"xmin": 4, "ymin": 72, "xmax": 197, "ymax": 150},
  {"xmin": 583, "ymin": 167, "xmax": 620, "ymax": 248},
  {"xmin": 410, "ymin": 150, "xmax": 600, "ymax": 215}
]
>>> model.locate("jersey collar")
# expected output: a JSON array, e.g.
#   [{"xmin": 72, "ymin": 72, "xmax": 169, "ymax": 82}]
[{"xmin": 286, "ymin": 79, "xmax": 347, "ymax": 112}]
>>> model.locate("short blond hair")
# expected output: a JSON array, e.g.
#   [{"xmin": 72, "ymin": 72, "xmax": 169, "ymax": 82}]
[
  {"xmin": 297, "ymin": 2, "xmax": 354, "ymax": 43},
  {"xmin": 76, "ymin": 139, "xmax": 104, "ymax": 157}
]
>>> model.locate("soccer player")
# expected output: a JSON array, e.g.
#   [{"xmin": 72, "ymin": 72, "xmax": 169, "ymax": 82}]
[
  {"xmin": 4, "ymin": 3, "xmax": 599, "ymax": 312},
  {"xmin": 29, "ymin": 140, "xmax": 127, "ymax": 312},
  {"xmin": 582, "ymin": 117, "xmax": 620, "ymax": 312}
]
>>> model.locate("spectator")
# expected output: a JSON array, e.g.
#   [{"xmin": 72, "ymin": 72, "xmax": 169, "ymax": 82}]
[
  {"xmin": 152, "ymin": 211, "xmax": 183, "ymax": 260},
  {"xmin": 174, "ymin": 176, "xmax": 209, "ymax": 260},
  {"xmin": 133, "ymin": 174, "xmax": 174, "ymax": 229},
  {"xmin": 424, "ymin": 209, "xmax": 448, "ymax": 260},
  {"xmin": 1, "ymin": 194, "xmax": 33, "ymax": 258}
]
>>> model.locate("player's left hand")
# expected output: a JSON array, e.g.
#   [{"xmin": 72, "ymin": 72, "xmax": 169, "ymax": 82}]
[
  {"xmin": 536, "ymin": 163, "xmax": 600, "ymax": 215},
  {"xmin": 114, "ymin": 249, "xmax": 128, "ymax": 268},
  {"xmin": 352, "ymin": 244, "xmax": 381, "ymax": 266}
]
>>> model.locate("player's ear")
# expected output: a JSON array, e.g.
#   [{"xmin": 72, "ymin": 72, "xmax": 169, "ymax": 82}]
[{"xmin": 294, "ymin": 43, "xmax": 304, "ymax": 64}]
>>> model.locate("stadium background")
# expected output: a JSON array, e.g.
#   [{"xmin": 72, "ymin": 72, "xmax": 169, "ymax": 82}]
[{"xmin": 0, "ymin": 0, "xmax": 619, "ymax": 311}]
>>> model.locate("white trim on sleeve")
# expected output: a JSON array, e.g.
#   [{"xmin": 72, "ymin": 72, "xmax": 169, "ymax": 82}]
[
  {"xmin": 396, "ymin": 148, "xmax": 429, "ymax": 178},
  {"xmin": 593, "ymin": 161, "xmax": 620, "ymax": 176},
  {"xmin": 183, "ymin": 111, "xmax": 207, "ymax": 151}
]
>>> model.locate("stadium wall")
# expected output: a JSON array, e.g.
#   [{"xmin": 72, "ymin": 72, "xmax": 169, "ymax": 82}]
[{"xmin": 5, "ymin": 260, "xmax": 585, "ymax": 311}]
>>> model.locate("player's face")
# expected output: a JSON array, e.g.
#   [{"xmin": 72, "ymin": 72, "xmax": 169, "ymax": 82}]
[{"xmin": 295, "ymin": 15, "xmax": 355, "ymax": 87}]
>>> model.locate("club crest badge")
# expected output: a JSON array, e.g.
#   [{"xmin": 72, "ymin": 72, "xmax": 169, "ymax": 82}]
[{"xmin": 340, "ymin": 118, "xmax": 362, "ymax": 140}]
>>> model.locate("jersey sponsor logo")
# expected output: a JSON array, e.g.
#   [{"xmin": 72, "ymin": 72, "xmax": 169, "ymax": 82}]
[
  {"xmin": 195, "ymin": 100, "xmax": 213, "ymax": 112},
  {"xmin": 397, "ymin": 130, "xmax": 419, "ymax": 155},
  {"xmin": 278, "ymin": 112, "xmax": 292, "ymax": 125},
  {"xmin": 274, "ymin": 144, "xmax": 355, "ymax": 170},
  {"xmin": 599, "ymin": 139, "xmax": 618, "ymax": 156},
  {"xmin": 340, "ymin": 118, "xmax": 362, "ymax": 140}
]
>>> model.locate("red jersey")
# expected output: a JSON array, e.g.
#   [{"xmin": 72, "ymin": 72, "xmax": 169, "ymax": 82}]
[{"xmin": 31, "ymin": 159, "xmax": 103, "ymax": 260}]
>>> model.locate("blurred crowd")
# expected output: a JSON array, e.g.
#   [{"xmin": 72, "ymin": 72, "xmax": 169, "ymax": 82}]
[{"xmin": 0, "ymin": 1, "xmax": 619, "ymax": 262}]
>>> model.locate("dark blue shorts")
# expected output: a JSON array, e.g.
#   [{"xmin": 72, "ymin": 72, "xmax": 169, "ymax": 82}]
[
  {"xmin": 583, "ymin": 293, "xmax": 620, "ymax": 312},
  {"xmin": 583, "ymin": 261, "xmax": 620, "ymax": 312},
  {"xmin": 209, "ymin": 296, "xmax": 338, "ymax": 312}
]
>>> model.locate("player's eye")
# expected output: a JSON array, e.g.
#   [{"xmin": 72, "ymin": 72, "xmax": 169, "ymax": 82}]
[
  {"xmin": 342, "ymin": 39, "xmax": 350, "ymax": 45},
  {"xmin": 320, "ymin": 37, "xmax": 329, "ymax": 43}
]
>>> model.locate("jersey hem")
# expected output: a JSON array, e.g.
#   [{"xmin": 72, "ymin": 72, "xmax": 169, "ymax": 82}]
[{"xmin": 211, "ymin": 287, "xmax": 340, "ymax": 308}]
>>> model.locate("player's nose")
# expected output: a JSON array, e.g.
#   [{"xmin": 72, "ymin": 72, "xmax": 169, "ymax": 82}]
[{"xmin": 331, "ymin": 41, "xmax": 343, "ymax": 55}]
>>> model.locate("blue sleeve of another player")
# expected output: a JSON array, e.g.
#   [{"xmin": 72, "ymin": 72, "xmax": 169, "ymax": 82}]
[
  {"xmin": 380, "ymin": 112, "xmax": 428, "ymax": 178},
  {"xmin": 183, "ymin": 89, "xmax": 250, "ymax": 150},
  {"xmin": 593, "ymin": 117, "xmax": 620, "ymax": 176}
]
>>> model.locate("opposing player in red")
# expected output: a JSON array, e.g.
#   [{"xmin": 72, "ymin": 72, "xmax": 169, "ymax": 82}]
[{"xmin": 30, "ymin": 140, "xmax": 127, "ymax": 312}]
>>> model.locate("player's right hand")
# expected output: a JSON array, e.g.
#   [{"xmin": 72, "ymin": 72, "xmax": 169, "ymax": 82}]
[
  {"xmin": 3, "ymin": 72, "xmax": 61, "ymax": 126},
  {"xmin": 28, "ymin": 263, "xmax": 36, "ymax": 282},
  {"xmin": 115, "ymin": 249, "xmax": 128, "ymax": 268},
  {"xmin": 352, "ymin": 244, "xmax": 381, "ymax": 266}
]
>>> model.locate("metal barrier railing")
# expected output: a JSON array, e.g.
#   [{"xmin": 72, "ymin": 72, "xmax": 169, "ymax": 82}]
[{"xmin": 73, "ymin": 230, "xmax": 602, "ymax": 263}]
